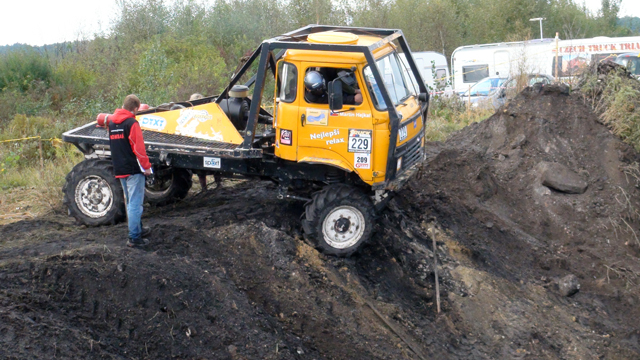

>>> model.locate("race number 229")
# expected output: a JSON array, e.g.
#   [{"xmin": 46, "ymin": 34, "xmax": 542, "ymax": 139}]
[{"xmin": 348, "ymin": 129, "xmax": 373, "ymax": 153}]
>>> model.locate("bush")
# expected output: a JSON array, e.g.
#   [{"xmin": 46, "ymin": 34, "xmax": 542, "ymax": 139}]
[
  {"xmin": 0, "ymin": 50, "xmax": 52, "ymax": 92},
  {"xmin": 580, "ymin": 63, "xmax": 640, "ymax": 150}
]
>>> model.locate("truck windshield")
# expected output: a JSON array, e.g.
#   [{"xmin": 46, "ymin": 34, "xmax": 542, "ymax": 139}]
[{"xmin": 364, "ymin": 52, "xmax": 415, "ymax": 111}]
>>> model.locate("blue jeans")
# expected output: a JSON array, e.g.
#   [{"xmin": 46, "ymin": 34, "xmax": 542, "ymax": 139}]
[{"xmin": 120, "ymin": 173, "xmax": 145, "ymax": 240}]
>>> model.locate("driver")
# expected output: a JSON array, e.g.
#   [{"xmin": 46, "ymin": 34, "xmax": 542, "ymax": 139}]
[{"xmin": 304, "ymin": 70, "xmax": 362, "ymax": 105}]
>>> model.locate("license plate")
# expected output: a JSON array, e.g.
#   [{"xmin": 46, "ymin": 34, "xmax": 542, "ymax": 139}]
[{"xmin": 399, "ymin": 126, "xmax": 408, "ymax": 141}]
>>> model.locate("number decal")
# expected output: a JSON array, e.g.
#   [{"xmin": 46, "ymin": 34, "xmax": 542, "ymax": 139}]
[
  {"xmin": 348, "ymin": 129, "xmax": 373, "ymax": 153},
  {"xmin": 399, "ymin": 126, "xmax": 408, "ymax": 141},
  {"xmin": 354, "ymin": 153, "xmax": 371, "ymax": 169}
]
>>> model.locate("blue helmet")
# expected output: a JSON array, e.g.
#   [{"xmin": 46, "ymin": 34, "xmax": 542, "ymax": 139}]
[{"xmin": 304, "ymin": 71, "xmax": 326, "ymax": 96}]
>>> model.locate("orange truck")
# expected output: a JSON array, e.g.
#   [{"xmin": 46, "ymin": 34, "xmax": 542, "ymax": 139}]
[{"xmin": 62, "ymin": 25, "xmax": 429, "ymax": 256}]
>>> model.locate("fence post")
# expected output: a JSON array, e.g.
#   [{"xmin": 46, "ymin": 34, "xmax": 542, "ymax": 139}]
[{"xmin": 38, "ymin": 138, "xmax": 44, "ymax": 171}]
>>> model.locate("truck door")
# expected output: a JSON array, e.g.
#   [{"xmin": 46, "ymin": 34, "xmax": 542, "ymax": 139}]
[
  {"xmin": 296, "ymin": 64, "xmax": 375, "ymax": 176},
  {"xmin": 274, "ymin": 61, "xmax": 300, "ymax": 161}
]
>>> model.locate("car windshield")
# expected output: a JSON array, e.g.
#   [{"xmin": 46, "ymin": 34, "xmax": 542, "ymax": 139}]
[
  {"xmin": 465, "ymin": 78, "xmax": 505, "ymax": 97},
  {"xmin": 364, "ymin": 52, "xmax": 416, "ymax": 111}
]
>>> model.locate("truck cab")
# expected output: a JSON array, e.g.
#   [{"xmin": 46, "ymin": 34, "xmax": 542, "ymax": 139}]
[{"xmin": 273, "ymin": 31, "xmax": 425, "ymax": 188}]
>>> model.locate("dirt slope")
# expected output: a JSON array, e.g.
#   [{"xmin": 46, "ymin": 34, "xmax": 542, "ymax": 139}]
[{"xmin": 1, "ymin": 84, "xmax": 640, "ymax": 359}]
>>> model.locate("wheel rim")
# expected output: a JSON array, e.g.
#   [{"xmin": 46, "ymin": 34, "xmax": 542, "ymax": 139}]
[
  {"xmin": 322, "ymin": 206, "xmax": 366, "ymax": 249},
  {"xmin": 145, "ymin": 174, "xmax": 173, "ymax": 195},
  {"xmin": 75, "ymin": 175, "xmax": 114, "ymax": 218}
]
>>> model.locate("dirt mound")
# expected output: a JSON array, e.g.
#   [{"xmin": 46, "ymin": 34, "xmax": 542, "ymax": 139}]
[
  {"xmin": 2, "ymin": 84, "xmax": 640, "ymax": 359},
  {"xmin": 400, "ymin": 83, "xmax": 640, "ymax": 357}
]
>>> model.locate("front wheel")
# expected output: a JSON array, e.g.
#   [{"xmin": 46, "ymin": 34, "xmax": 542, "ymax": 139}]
[{"xmin": 302, "ymin": 184, "xmax": 375, "ymax": 257}]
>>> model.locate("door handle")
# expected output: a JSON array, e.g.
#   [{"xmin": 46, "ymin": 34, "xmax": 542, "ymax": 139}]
[{"xmin": 301, "ymin": 114, "xmax": 305, "ymax": 127}]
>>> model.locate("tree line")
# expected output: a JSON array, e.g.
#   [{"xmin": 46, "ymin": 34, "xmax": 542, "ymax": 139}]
[{"xmin": 0, "ymin": 0, "xmax": 636, "ymax": 127}]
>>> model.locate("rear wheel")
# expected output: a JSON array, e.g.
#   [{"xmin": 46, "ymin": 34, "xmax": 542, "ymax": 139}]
[
  {"xmin": 145, "ymin": 167, "xmax": 192, "ymax": 206},
  {"xmin": 302, "ymin": 184, "xmax": 375, "ymax": 257},
  {"xmin": 63, "ymin": 159, "xmax": 126, "ymax": 226}
]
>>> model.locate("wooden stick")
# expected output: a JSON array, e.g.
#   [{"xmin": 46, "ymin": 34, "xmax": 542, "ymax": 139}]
[
  {"xmin": 430, "ymin": 226, "xmax": 441, "ymax": 313},
  {"xmin": 38, "ymin": 138, "xmax": 44, "ymax": 170}
]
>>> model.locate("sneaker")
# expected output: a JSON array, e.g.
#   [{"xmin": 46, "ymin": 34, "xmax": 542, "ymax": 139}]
[
  {"xmin": 127, "ymin": 238, "xmax": 150, "ymax": 248},
  {"xmin": 141, "ymin": 226, "xmax": 152, "ymax": 237}
]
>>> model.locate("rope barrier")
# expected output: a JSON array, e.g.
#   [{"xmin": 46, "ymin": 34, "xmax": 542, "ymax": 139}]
[{"xmin": 0, "ymin": 136, "xmax": 62, "ymax": 145}]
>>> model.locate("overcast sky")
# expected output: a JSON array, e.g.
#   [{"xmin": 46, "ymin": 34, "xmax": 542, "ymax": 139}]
[{"xmin": 1, "ymin": 0, "xmax": 639, "ymax": 46}]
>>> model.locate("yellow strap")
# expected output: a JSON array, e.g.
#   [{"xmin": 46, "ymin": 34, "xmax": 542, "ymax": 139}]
[{"xmin": 0, "ymin": 136, "xmax": 62, "ymax": 144}]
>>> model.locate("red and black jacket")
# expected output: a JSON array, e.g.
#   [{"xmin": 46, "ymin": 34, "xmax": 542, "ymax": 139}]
[{"xmin": 99, "ymin": 108, "xmax": 151, "ymax": 178}]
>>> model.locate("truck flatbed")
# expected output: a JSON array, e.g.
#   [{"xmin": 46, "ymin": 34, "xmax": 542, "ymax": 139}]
[{"xmin": 62, "ymin": 122, "xmax": 263, "ymax": 159}]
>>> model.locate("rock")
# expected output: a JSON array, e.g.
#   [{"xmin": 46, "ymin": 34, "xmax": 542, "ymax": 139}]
[
  {"xmin": 228, "ymin": 345, "xmax": 237, "ymax": 356},
  {"xmin": 511, "ymin": 134, "xmax": 527, "ymax": 149},
  {"xmin": 558, "ymin": 274, "xmax": 580, "ymax": 297},
  {"xmin": 538, "ymin": 162, "xmax": 588, "ymax": 194},
  {"xmin": 117, "ymin": 263, "xmax": 125, "ymax": 272}
]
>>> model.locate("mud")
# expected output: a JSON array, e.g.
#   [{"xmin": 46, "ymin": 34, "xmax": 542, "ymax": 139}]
[{"xmin": 2, "ymin": 84, "xmax": 640, "ymax": 359}]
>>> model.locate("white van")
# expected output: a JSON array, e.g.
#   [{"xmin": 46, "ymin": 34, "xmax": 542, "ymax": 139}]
[{"xmin": 400, "ymin": 51, "xmax": 453, "ymax": 95}]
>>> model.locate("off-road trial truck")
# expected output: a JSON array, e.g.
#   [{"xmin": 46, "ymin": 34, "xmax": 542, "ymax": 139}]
[{"xmin": 62, "ymin": 25, "xmax": 429, "ymax": 256}]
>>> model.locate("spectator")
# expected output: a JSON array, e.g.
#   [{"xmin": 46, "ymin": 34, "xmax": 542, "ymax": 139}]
[{"xmin": 97, "ymin": 94, "xmax": 152, "ymax": 248}]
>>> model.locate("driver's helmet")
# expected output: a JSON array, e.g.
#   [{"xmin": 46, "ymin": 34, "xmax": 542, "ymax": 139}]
[{"xmin": 304, "ymin": 71, "xmax": 326, "ymax": 96}]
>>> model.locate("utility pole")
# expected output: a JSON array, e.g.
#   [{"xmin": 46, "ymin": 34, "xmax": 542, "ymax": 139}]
[{"xmin": 529, "ymin": 17, "xmax": 546, "ymax": 40}]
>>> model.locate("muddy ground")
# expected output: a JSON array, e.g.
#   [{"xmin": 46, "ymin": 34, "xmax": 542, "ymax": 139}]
[{"xmin": 2, "ymin": 84, "xmax": 640, "ymax": 359}]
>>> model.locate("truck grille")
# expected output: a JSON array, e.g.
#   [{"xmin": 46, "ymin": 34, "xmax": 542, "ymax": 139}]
[{"xmin": 397, "ymin": 133, "xmax": 424, "ymax": 171}]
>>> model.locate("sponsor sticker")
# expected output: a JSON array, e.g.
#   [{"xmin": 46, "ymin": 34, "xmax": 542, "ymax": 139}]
[
  {"xmin": 306, "ymin": 108, "xmax": 328, "ymax": 126},
  {"xmin": 139, "ymin": 115, "xmax": 167, "ymax": 131},
  {"xmin": 310, "ymin": 129, "xmax": 339, "ymax": 140},
  {"xmin": 354, "ymin": 153, "xmax": 371, "ymax": 169},
  {"xmin": 204, "ymin": 157, "xmax": 221, "ymax": 169},
  {"xmin": 329, "ymin": 111, "xmax": 372, "ymax": 118},
  {"xmin": 348, "ymin": 129, "xmax": 372, "ymax": 153},
  {"xmin": 176, "ymin": 109, "xmax": 213, "ymax": 126},
  {"xmin": 280, "ymin": 129, "xmax": 292, "ymax": 145}
]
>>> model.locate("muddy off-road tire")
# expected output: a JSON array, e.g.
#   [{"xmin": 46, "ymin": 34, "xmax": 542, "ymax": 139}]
[
  {"xmin": 63, "ymin": 159, "xmax": 126, "ymax": 226},
  {"xmin": 302, "ymin": 184, "xmax": 375, "ymax": 257},
  {"xmin": 144, "ymin": 168, "xmax": 192, "ymax": 206}
]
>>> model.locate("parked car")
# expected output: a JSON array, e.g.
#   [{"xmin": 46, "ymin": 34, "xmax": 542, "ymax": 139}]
[
  {"xmin": 615, "ymin": 53, "xmax": 640, "ymax": 78},
  {"xmin": 491, "ymin": 73, "xmax": 554, "ymax": 109},
  {"xmin": 459, "ymin": 76, "xmax": 507, "ymax": 108}
]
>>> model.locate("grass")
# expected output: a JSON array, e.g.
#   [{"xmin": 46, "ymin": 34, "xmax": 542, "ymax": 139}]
[
  {"xmin": 425, "ymin": 96, "xmax": 494, "ymax": 142},
  {"xmin": 0, "ymin": 145, "xmax": 82, "ymax": 225},
  {"xmin": 580, "ymin": 65, "xmax": 640, "ymax": 151}
]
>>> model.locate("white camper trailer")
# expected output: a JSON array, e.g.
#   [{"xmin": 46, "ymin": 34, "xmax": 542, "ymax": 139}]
[
  {"xmin": 451, "ymin": 36, "xmax": 640, "ymax": 93},
  {"xmin": 400, "ymin": 51, "xmax": 453, "ymax": 95},
  {"xmin": 451, "ymin": 39, "xmax": 555, "ymax": 94}
]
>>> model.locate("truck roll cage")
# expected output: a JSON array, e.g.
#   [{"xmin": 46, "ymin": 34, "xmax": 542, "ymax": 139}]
[{"xmin": 216, "ymin": 25, "xmax": 429, "ymax": 183}]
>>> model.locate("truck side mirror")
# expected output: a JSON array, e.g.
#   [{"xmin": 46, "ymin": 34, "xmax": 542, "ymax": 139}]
[
  {"xmin": 418, "ymin": 93, "xmax": 428, "ymax": 102},
  {"xmin": 328, "ymin": 79, "xmax": 343, "ymax": 111}
]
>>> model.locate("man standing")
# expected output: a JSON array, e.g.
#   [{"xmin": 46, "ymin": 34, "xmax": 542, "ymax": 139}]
[{"xmin": 98, "ymin": 94, "xmax": 152, "ymax": 247}]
